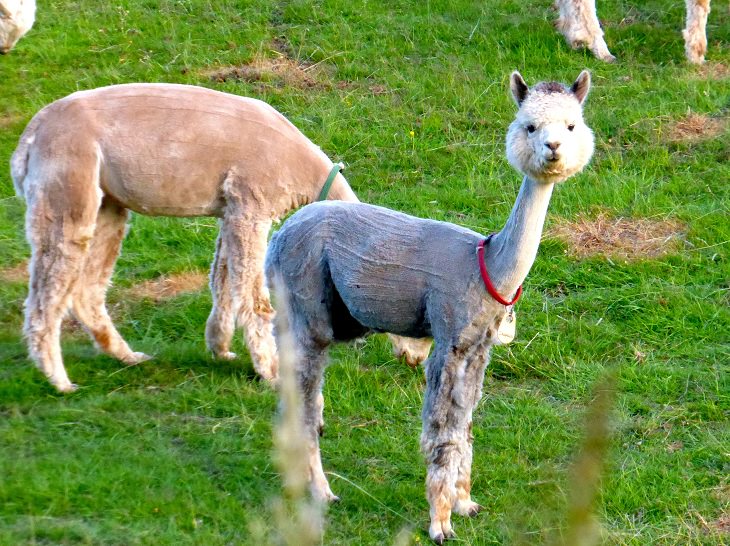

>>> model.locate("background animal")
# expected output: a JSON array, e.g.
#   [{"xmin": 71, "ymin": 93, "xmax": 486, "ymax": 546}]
[
  {"xmin": 266, "ymin": 70, "xmax": 595, "ymax": 543},
  {"xmin": 555, "ymin": 0, "xmax": 712, "ymax": 63},
  {"xmin": 0, "ymin": 0, "xmax": 35, "ymax": 53},
  {"xmin": 10, "ymin": 83, "xmax": 359, "ymax": 392}
]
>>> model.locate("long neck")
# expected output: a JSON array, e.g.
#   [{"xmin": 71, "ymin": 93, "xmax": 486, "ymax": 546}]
[{"xmin": 484, "ymin": 175, "xmax": 555, "ymax": 297}]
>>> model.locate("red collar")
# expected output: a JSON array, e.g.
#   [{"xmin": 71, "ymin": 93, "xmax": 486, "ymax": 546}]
[{"xmin": 477, "ymin": 236, "xmax": 523, "ymax": 306}]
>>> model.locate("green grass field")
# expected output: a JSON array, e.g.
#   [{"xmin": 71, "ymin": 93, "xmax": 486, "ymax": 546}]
[{"xmin": 0, "ymin": 1, "xmax": 728, "ymax": 544}]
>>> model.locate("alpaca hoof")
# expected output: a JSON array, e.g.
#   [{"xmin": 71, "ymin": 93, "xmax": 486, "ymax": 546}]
[
  {"xmin": 400, "ymin": 351, "xmax": 425, "ymax": 368},
  {"xmin": 215, "ymin": 351, "xmax": 238, "ymax": 361},
  {"xmin": 256, "ymin": 365, "xmax": 279, "ymax": 384},
  {"xmin": 430, "ymin": 530, "xmax": 455, "ymax": 545},
  {"xmin": 429, "ymin": 522, "xmax": 455, "ymax": 544},
  {"xmin": 391, "ymin": 340, "xmax": 431, "ymax": 367},
  {"xmin": 467, "ymin": 504, "xmax": 483, "ymax": 517},
  {"xmin": 454, "ymin": 499, "xmax": 483, "ymax": 517},
  {"xmin": 123, "ymin": 352, "xmax": 153, "ymax": 366},
  {"xmin": 55, "ymin": 382, "xmax": 79, "ymax": 394},
  {"xmin": 311, "ymin": 484, "xmax": 339, "ymax": 504}
]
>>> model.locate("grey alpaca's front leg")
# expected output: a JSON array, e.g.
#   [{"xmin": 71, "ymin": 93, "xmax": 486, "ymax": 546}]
[
  {"xmin": 452, "ymin": 342, "xmax": 490, "ymax": 517},
  {"xmin": 421, "ymin": 342, "xmax": 487, "ymax": 543}
]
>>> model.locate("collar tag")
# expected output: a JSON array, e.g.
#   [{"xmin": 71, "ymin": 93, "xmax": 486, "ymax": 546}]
[{"xmin": 494, "ymin": 307, "xmax": 516, "ymax": 345}]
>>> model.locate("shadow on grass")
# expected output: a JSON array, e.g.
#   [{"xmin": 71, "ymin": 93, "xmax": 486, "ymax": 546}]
[{"xmin": 0, "ymin": 335, "xmax": 263, "ymax": 405}]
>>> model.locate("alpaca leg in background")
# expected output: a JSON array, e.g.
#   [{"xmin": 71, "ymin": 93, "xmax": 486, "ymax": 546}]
[
  {"xmin": 224, "ymin": 216, "xmax": 277, "ymax": 381},
  {"xmin": 555, "ymin": 0, "xmax": 615, "ymax": 62},
  {"xmin": 388, "ymin": 334, "xmax": 432, "ymax": 367},
  {"xmin": 421, "ymin": 344, "xmax": 479, "ymax": 543},
  {"xmin": 206, "ymin": 224, "xmax": 238, "ymax": 360},
  {"xmin": 683, "ymin": 0, "xmax": 711, "ymax": 64},
  {"xmin": 23, "ymin": 173, "xmax": 101, "ymax": 392},
  {"xmin": 219, "ymin": 191, "xmax": 277, "ymax": 381},
  {"xmin": 71, "ymin": 199, "xmax": 151, "ymax": 365}
]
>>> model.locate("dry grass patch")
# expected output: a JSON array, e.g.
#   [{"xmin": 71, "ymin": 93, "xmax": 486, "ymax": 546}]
[
  {"xmin": 695, "ymin": 61, "xmax": 730, "ymax": 81},
  {"xmin": 0, "ymin": 112, "xmax": 24, "ymax": 129},
  {"xmin": 548, "ymin": 212, "xmax": 686, "ymax": 260},
  {"xmin": 711, "ymin": 513, "xmax": 730, "ymax": 534},
  {"xmin": 205, "ymin": 53, "xmax": 327, "ymax": 89},
  {"xmin": 666, "ymin": 112, "xmax": 728, "ymax": 142},
  {"xmin": 0, "ymin": 260, "xmax": 28, "ymax": 283},
  {"xmin": 126, "ymin": 271, "xmax": 208, "ymax": 301}
]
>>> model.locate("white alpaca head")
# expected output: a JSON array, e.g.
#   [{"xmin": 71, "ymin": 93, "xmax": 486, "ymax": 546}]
[
  {"xmin": 0, "ymin": 0, "xmax": 36, "ymax": 54},
  {"xmin": 505, "ymin": 71, "xmax": 594, "ymax": 184}
]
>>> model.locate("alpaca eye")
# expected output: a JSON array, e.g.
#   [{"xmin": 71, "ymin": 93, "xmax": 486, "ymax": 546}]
[
  {"xmin": 568, "ymin": 124, "xmax": 575, "ymax": 131},
  {"xmin": 526, "ymin": 124, "xmax": 536, "ymax": 134}
]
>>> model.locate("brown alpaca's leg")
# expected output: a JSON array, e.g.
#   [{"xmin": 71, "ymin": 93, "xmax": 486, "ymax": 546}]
[
  {"xmin": 205, "ymin": 224, "xmax": 238, "ymax": 360},
  {"xmin": 389, "ymin": 334, "xmax": 432, "ymax": 367},
  {"xmin": 23, "ymin": 176, "xmax": 101, "ymax": 392},
  {"xmin": 221, "ymin": 213, "xmax": 278, "ymax": 382},
  {"xmin": 70, "ymin": 199, "xmax": 151, "ymax": 365}
]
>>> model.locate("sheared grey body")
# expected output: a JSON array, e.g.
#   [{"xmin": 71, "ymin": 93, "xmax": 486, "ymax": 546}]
[
  {"xmin": 268, "ymin": 201, "xmax": 494, "ymax": 341},
  {"xmin": 266, "ymin": 71, "xmax": 595, "ymax": 543}
]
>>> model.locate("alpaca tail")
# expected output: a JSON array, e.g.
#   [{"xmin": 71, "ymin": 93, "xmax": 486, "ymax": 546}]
[{"xmin": 10, "ymin": 106, "xmax": 47, "ymax": 200}]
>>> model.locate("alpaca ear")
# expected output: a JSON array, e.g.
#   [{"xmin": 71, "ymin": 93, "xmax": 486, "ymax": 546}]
[
  {"xmin": 510, "ymin": 71, "xmax": 529, "ymax": 106},
  {"xmin": 571, "ymin": 70, "xmax": 591, "ymax": 104},
  {"xmin": 0, "ymin": 1, "xmax": 12, "ymax": 17}
]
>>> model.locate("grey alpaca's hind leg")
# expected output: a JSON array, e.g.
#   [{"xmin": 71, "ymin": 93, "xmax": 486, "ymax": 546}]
[
  {"xmin": 71, "ymin": 199, "xmax": 151, "ymax": 365},
  {"xmin": 206, "ymin": 224, "xmax": 238, "ymax": 360},
  {"xmin": 296, "ymin": 339, "xmax": 338, "ymax": 502},
  {"xmin": 421, "ymin": 341, "xmax": 487, "ymax": 543}
]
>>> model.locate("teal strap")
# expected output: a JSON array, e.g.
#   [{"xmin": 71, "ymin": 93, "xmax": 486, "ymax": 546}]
[{"xmin": 317, "ymin": 162, "xmax": 344, "ymax": 201}]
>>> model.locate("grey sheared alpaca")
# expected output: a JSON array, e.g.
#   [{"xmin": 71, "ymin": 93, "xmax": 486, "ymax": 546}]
[{"xmin": 266, "ymin": 71, "xmax": 594, "ymax": 543}]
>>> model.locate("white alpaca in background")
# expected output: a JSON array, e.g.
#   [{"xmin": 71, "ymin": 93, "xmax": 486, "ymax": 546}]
[
  {"xmin": 0, "ymin": 0, "xmax": 35, "ymax": 53},
  {"xmin": 266, "ymin": 70, "xmax": 595, "ymax": 543},
  {"xmin": 556, "ymin": 0, "xmax": 713, "ymax": 64}
]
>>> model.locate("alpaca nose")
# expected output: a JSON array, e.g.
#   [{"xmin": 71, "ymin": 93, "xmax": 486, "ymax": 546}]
[{"xmin": 545, "ymin": 141, "xmax": 560, "ymax": 152}]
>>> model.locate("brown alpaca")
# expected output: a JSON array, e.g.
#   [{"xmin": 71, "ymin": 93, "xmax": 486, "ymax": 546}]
[{"xmin": 10, "ymin": 83, "xmax": 372, "ymax": 392}]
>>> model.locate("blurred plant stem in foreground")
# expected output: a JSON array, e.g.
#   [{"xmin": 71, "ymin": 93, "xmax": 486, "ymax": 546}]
[
  {"xmin": 271, "ymin": 278, "xmax": 324, "ymax": 546},
  {"xmin": 556, "ymin": 372, "xmax": 616, "ymax": 546}
]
